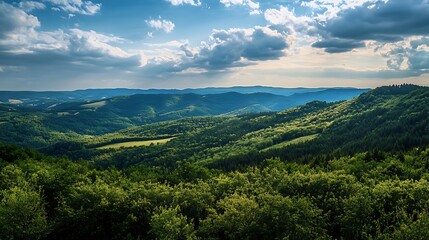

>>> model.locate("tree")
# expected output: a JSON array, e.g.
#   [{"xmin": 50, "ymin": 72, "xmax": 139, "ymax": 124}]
[
  {"xmin": 0, "ymin": 186, "xmax": 49, "ymax": 240},
  {"xmin": 150, "ymin": 206, "xmax": 197, "ymax": 240}
]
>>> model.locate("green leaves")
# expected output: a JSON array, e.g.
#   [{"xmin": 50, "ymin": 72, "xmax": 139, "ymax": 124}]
[
  {"xmin": 150, "ymin": 206, "xmax": 197, "ymax": 240},
  {"xmin": 0, "ymin": 186, "xmax": 48, "ymax": 240},
  {"xmin": 0, "ymin": 85, "xmax": 429, "ymax": 239}
]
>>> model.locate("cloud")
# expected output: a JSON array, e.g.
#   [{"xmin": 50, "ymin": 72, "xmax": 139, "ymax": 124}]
[
  {"xmin": 313, "ymin": 0, "xmax": 429, "ymax": 52},
  {"xmin": 0, "ymin": 1, "xmax": 141, "ymax": 85},
  {"xmin": 142, "ymin": 26, "xmax": 289, "ymax": 75},
  {"xmin": 0, "ymin": 2, "xmax": 40, "ymax": 47},
  {"xmin": 382, "ymin": 37, "xmax": 429, "ymax": 72},
  {"xmin": 180, "ymin": 43, "xmax": 194, "ymax": 57},
  {"xmin": 300, "ymin": 0, "xmax": 388, "ymax": 21},
  {"xmin": 0, "ymin": 28, "xmax": 140, "ymax": 68},
  {"xmin": 43, "ymin": 0, "xmax": 101, "ymax": 15},
  {"xmin": 0, "ymin": 29, "xmax": 141, "ymax": 90},
  {"xmin": 68, "ymin": 29, "xmax": 130, "ymax": 58},
  {"xmin": 19, "ymin": 1, "xmax": 46, "ymax": 12},
  {"xmin": 0, "ymin": 2, "xmax": 76, "ymax": 54},
  {"xmin": 220, "ymin": 0, "xmax": 261, "ymax": 14},
  {"xmin": 165, "ymin": 0, "xmax": 201, "ymax": 6},
  {"xmin": 312, "ymin": 38, "xmax": 365, "ymax": 53},
  {"xmin": 146, "ymin": 18, "xmax": 175, "ymax": 33},
  {"xmin": 2, "ymin": 0, "xmax": 428, "ymax": 89},
  {"xmin": 264, "ymin": 6, "xmax": 315, "ymax": 35}
]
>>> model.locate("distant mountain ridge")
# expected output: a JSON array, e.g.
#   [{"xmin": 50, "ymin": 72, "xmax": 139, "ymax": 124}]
[
  {"xmin": 0, "ymin": 88, "xmax": 369, "ymax": 143},
  {"xmin": 0, "ymin": 84, "xmax": 424, "ymax": 152},
  {"xmin": 0, "ymin": 86, "xmax": 369, "ymax": 109},
  {"xmin": 92, "ymin": 84, "xmax": 428, "ymax": 169},
  {"xmin": 43, "ymin": 89, "xmax": 368, "ymax": 133}
]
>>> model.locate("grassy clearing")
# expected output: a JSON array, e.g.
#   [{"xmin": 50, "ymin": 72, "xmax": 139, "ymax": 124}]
[
  {"xmin": 82, "ymin": 101, "xmax": 107, "ymax": 108},
  {"xmin": 96, "ymin": 137, "xmax": 175, "ymax": 150},
  {"xmin": 262, "ymin": 134, "xmax": 319, "ymax": 152}
]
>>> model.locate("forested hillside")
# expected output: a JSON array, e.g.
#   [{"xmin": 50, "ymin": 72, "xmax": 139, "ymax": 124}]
[
  {"xmin": 41, "ymin": 85, "xmax": 427, "ymax": 170},
  {"xmin": 0, "ymin": 89, "xmax": 367, "ymax": 146},
  {"xmin": 0, "ymin": 87, "xmax": 367, "ymax": 109},
  {"xmin": 0, "ymin": 85, "xmax": 429, "ymax": 239}
]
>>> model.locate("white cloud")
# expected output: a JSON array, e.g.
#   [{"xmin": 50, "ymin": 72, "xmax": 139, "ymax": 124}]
[
  {"xmin": 142, "ymin": 26, "xmax": 289, "ymax": 75},
  {"xmin": 301, "ymin": 0, "xmax": 388, "ymax": 21},
  {"xmin": 166, "ymin": 0, "xmax": 201, "ymax": 6},
  {"xmin": 249, "ymin": 9, "xmax": 260, "ymax": 15},
  {"xmin": 68, "ymin": 29, "xmax": 130, "ymax": 58},
  {"xmin": 264, "ymin": 5, "xmax": 316, "ymax": 42},
  {"xmin": 144, "ymin": 40, "xmax": 188, "ymax": 48},
  {"xmin": 146, "ymin": 19, "xmax": 175, "ymax": 33},
  {"xmin": 220, "ymin": 0, "xmax": 261, "ymax": 14},
  {"xmin": 0, "ymin": 2, "xmax": 41, "ymax": 49},
  {"xmin": 19, "ymin": 1, "xmax": 46, "ymax": 12},
  {"xmin": 0, "ymin": 2, "xmax": 140, "ymax": 72},
  {"xmin": 43, "ymin": 0, "xmax": 101, "ymax": 15},
  {"xmin": 378, "ymin": 37, "xmax": 429, "ymax": 72},
  {"xmin": 264, "ymin": 6, "xmax": 313, "ymax": 29}
]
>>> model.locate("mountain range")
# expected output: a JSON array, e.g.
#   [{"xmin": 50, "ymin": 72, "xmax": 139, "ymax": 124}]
[
  {"xmin": 0, "ymin": 84, "xmax": 426, "ymax": 159},
  {"xmin": 0, "ymin": 86, "xmax": 368, "ymax": 109},
  {"xmin": 1, "ymin": 84, "xmax": 429, "ymax": 240}
]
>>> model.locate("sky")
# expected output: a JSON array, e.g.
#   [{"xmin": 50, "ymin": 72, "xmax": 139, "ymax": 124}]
[{"xmin": 0, "ymin": 0, "xmax": 429, "ymax": 90}]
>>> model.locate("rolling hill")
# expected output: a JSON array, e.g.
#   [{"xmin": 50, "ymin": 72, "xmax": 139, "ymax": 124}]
[
  {"xmin": 0, "ymin": 87, "xmax": 368, "ymax": 109},
  {"xmin": 0, "ymin": 89, "xmax": 368, "ymax": 143},
  {"xmin": 59, "ymin": 84, "xmax": 427, "ymax": 169},
  {"xmin": 46, "ymin": 89, "xmax": 368, "ymax": 129},
  {"xmin": 0, "ymin": 85, "xmax": 424, "ymax": 159},
  {"xmin": 1, "ymin": 84, "xmax": 429, "ymax": 240}
]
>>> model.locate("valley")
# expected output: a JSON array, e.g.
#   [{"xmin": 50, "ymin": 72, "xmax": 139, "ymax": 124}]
[
  {"xmin": 1, "ymin": 84, "xmax": 429, "ymax": 239},
  {"xmin": 2, "ymin": 0, "xmax": 428, "ymax": 238}
]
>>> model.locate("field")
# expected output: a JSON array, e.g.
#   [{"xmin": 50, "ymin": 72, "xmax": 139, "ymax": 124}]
[
  {"xmin": 82, "ymin": 101, "xmax": 107, "ymax": 108},
  {"xmin": 262, "ymin": 134, "xmax": 319, "ymax": 151},
  {"xmin": 96, "ymin": 137, "xmax": 174, "ymax": 150}
]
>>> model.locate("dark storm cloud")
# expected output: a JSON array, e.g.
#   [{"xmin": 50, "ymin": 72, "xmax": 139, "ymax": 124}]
[{"xmin": 313, "ymin": 0, "xmax": 429, "ymax": 53}]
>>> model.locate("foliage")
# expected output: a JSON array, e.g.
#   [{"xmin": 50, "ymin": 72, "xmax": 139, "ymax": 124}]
[
  {"xmin": 0, "ymin": 85, "xmax": 428, "ymax": 239},
  {"xmin": 0, "ymin": 186, "xmax": 48, "ymax": 240},
  {"xmin": 150, "ymin": 206, "xmax": 197, "ymax": 240}
]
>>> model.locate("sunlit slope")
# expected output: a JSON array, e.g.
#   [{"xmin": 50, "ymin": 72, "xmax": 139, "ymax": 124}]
[{"xmin": 89, "ymin": 85, "xmax": 428, "ymax": 168}]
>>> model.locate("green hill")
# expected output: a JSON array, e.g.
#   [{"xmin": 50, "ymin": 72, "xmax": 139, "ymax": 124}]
[
  {"xmin": 0, "ymin": 87, "xmax": 367, "ymax": 109},
  {"xmin": 73, "ymin": 84, "xmax": 427, "ymax": 169},
  {"xmin": 1, "ymin": 85, "xmax": 429, "ymax": 240},
  {"xmin": 0, "ymin": 89, "xmax": 368, "ymax": 144},
  {"xmin": 25, "ymin": 92, "xmax": 295, "ymax": 136}
]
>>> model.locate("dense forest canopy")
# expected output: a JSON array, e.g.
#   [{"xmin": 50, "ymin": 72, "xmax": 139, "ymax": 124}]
[{"xmin": 0, "ymin": 84, "xmax": 429, "ymax": 239}]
